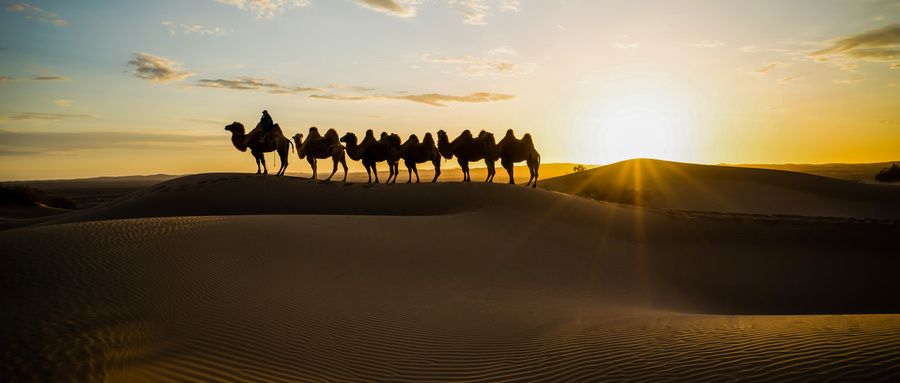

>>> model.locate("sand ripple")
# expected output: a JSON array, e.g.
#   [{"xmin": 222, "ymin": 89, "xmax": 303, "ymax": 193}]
[{"xmin": 2, "ymin": 216, "xmax": 899, "ymax": 381}]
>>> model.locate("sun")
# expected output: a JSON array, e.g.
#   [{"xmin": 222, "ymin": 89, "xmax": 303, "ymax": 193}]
[{"xmin": 577, "ymin": 78, "xmax": 698, "ymax": 164}]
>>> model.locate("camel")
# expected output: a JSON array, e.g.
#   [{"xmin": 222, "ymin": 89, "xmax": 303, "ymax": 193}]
[
  {"xmin": 497, "ymin": 129, "xmax": 541, "ymax": 187},
  {"xmin": 380, "ymin": 132, "xmax": 402, "ymax": 184},
  {"xmin": 399, "ymin": 133, "xmax": 441, "ymax": 183},
  {"xmin": 436, "ymin": 130, "xmax": 497, "ymax": 183},
  {"xmin": 292, "ymin": 127, "xmax": 348, "ymax": 182},
  {"xmin": 224, "ymin": 121, "xmax": 293, "ymax": 176},
  {"xmin": 340, "ymin": 130, "xmax": 392, "ymax": 183}
]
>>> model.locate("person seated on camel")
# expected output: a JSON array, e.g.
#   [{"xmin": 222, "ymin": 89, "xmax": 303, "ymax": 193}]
[{"xmin": 258, "ymin": 110, "xmax": 274, "ymax": 145}]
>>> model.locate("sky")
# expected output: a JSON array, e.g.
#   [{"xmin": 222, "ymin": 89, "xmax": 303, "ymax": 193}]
[{"xmin": 1, "ymin": 0, "xmax": 899, "ymax": 180}]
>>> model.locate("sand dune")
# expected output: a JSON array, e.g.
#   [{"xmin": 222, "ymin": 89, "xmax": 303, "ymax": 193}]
[
  {"xmin": 2, "ymin": 172, "xmax": 899, "ymax": 381},
  {"xmin": 541, "ymin": 158, "xmax": 900, "ymax": 219}
]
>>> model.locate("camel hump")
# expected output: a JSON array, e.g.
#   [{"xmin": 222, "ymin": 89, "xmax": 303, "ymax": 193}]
[
  {"xmin": 390, "ymin": 133, "xmax": 401, "ymax": 146},
  {"xmin": 522, "ymin": 133, "xmax": 533, "ymax": 145},
  {"xmin": 408, "ymin": 134, "xmax": 420, "ymax": 143},
  {"xmin": 324, "ymin": 128, "xmax": 339, "ymax": 139},
  {"xmin": 422, "ymin": 133, "xmax": 433, "ymax": 143}
]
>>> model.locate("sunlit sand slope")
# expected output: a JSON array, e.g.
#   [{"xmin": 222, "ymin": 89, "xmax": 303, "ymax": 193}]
[
  {"xmin": 2, "ymin": 173, "xmax": 899, "ymax": 381},
  {"xmin": 540, "ymin": 158, "xmax": 900, "ymax": 218}
]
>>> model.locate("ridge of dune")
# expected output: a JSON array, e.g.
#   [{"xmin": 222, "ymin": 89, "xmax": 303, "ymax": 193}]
[{"xmin": 540, "ymin": 158, "xmax": 900, "ymax": 219}]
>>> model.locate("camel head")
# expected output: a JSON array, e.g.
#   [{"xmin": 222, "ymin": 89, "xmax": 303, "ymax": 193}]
[
  {"xmin": 292, "ymin": 133, "xmax": 303, "ymax": 144},
  {"xmin": 340, "ymin": 132, "xmax": 358, "ymax": 146},
  {"xmin": 436, "ymin": 130, "xmax": 454, "ymax": 159},
  {"xmin": 224, "ymin": 122, "xmax": 245, "ymax": 134}
]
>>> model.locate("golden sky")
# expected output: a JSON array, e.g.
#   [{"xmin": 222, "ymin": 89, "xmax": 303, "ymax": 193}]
[{"xmin": 1, "ymin": 0, "xmax": 899, "ymax": 180}]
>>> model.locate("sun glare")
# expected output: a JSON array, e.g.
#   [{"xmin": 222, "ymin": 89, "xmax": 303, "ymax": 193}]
[{"xmin": 577, "ymin": 77, "xmax": 698, "ymax": 164}]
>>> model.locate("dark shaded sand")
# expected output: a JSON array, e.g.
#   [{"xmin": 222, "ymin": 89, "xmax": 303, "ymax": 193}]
[{"xmin": 2, "ymin": 170, "xmax": 899, "ymax": 381}]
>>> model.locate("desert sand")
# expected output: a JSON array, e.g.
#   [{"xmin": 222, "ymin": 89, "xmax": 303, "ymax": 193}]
[{"xmin": 2, "ymin": 163, "xmax": 899, "ymax": 381}]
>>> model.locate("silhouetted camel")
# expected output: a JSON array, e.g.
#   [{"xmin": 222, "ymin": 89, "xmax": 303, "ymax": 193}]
[
  {"xmin": 225, "ymin": 122, "xmax": 292, "ymax": 176},
  {"xmin": 293, "ymin": 127, "xmax": 348, "ymax": 182},
  {"xmin": 340, "ymin": 130, "xmax": 391, "ymax": 183},
  {"xmin": 437, "ymin": 130, "xmax": 497, "ymax": 182},
  {"xmin": 380, "ymin": 132, "xmax": 402, "ymax": 184},
  {"xmin": 497, "ymin": 129, "xmax": 541, "ymax": 187},
  {"xmin": 399, "ymin": 133, "xmax": 442, "ymax": 183}
]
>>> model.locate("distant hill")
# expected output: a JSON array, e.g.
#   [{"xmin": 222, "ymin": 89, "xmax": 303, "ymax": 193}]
[{"xmin": 728, "ymin": 162, "xmax": 899, "ymax": 182}]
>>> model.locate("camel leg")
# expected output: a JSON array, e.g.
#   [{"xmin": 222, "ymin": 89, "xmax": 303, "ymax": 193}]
[
  {"xmin": 502, "ymin": 158, "xmax": 514, "ymax": 184},
  {"xmin": 340, "ymin": 154, "xmax": 348, "ymax": 182},
  {"xmin": 326, "ymin": 157, "xmax": 337, "ymax": 181},
  {"xmin": 307, "ymin": 157, "xmax": 316, "ymax": 180},
  {"xmin": 278, "ymin": 146, "xmax": 289, "ymax": 176},
  {"xmin": 392, "ymin": 162, "xmax": 399, "ymax": 184},
  {"xmin": 254, "ymin": 154, "xmax": 261, "ymax": 174},
  {"xmin": 414, "ymin": 164, "xmax": 420, "ymax": 183},
  {"xmin": 364, "ymin": 162, "xmax": 372, "ymax": 183},
  {"xmin": 530, "ymin": 157, "xmax": 540, "ymax": 188},
  {"xmin": 458, "ymin": 159, "xmax": 469, "ymax": 182},
  {"xmin": 372, "ymin": 162, "xmax": 380, "ymax": 183},
  {"xmin": 259, "ymin": 153, "xmax": 268, "ymax": 175},
  {"xmin": 485, "ymin": 160, "xmax": 495, "ymax": 183},
  {"xmin": 431, "ymin": 158, "xmax": 440, "ymax": 183},
  {"xmin": 405, "ymin": 160, "xmax": 413, "ymax": 183}
]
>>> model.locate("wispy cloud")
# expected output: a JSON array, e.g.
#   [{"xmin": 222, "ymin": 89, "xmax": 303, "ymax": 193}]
[
  {"xmin": 421, "ymin": 49, "xmax": 536, "ymax": 77},
  {"xmin": 128, "ymin": 52, "xmax": 193, "ymax": 83},
  {"xmin": 310, "ymin": 92, "xmax": 515, "ymax": 107},
  {"xmin": 777, "ymin": 75, "xmax": 805, "ymax": 84},
  {"xmin": 195, "ymin": 77, "xmax": 321, "ymax": 94},
  {"xmin": 355, "ymin": 0, "xmax": 420, "ymax": 17},
  {"xmin": 813, "ymin": 24, "xmax": 900, "ymax": 70},
  {"xmin": 0, "ymin": 74, "xmax": 69, "ymax": 82},
  {"xmin": 4, "ymin": 2, "xmax": 66, "ymax": 26},
  {"xmin": 1, "ymin": 112, "xmax": 97, "ymax": 122},
  {"xmin": 216, "ymin": 0, "xmax": 310, "ymax": 18},
  {"xmin": 393, "ymin": 92, "xmax": 514, "ymax": 106},
  {"xmin": 161, "ymin": 20, "xmax": 227, "ymax": 36},
  {"xmin": 0, "ymin": 129, "xmax": 221, "ymax": 156},
  {"xmin": 52, "ymin": 99, "xmax": 75, "ymax": 107},
  {"xmin": 693, "ymin": 40, "xmax": 724, "ymax": 48}
]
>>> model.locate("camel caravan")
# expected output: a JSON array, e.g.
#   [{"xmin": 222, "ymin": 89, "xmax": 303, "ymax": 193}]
[{"xmin": 224, "ymin": 110, "xmax": 541, "ymax": 187}]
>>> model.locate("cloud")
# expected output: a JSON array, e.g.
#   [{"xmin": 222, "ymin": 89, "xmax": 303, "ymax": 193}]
[
  {"xmin": 756, "ymin": 62, "xmax": 779, "ymax": 74},
  {"xmin": 216, "ymin": 0, "xmax": 310, "ymax": 18},
  {"xmin": 162, "ymin": 20, "xmax": 227, "ymax": 36},
  {"xmin": 777, "ymin": 75, "xmax": 805, "ymax": 84},
  {"xmin": 309, "ymin": 94, "xmax": 375, "ymax": 101},
  {"xmin": 444, "ymin": 0, "xmax": 518, "ymax": 25},
  {"xmin": 52, "ymin": 99, "xmax": 75, "ymax": 107},
  {"xmin": 310, "ymin": 92, "xmax": 514, "ymax": 107},
  {"xmin": 0, "ymin": 129, "xmax": 221, "ymax": 156},
  {"xmin": 4, "ymin": 2, "xmax": 66, "ymax": 26},
  {"xmin": 0, "ymin": 75, "xmax": 69, "ymax": 82},
  {"xmin": 393, "ymin": 92, "xmax": 514, "ymax": 106},
  {"xmin": 422, "ymin": 53, "xmax": 537, "ymax": 77},
  {"xmin": 693, "ymin": 40, "xmax": 724, "ymax": 48},
  {"xmin": 422, "ymin": 49, "xmax": 537, "ymax": 77},
  {"xmin": 1, "ymin": 112, "xmax": 97, "ymax": 122},
  {"xmin": 833, "ymin": 77, "xmax": 866, "ymax": 84},
  {"xmin": 813, "ymin": 24, "xmax": 900, "ymax": 69},
  {"xmin": 355, "ymin": 0, "xmax": 420, "ymax": 17},
  {"xmin": 128, "ymin": 52, "xmax": 193, "ymax": 83},
  {"xmin": 195, "ymin": 77, "xmax": 321, "ymax": 94}
]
